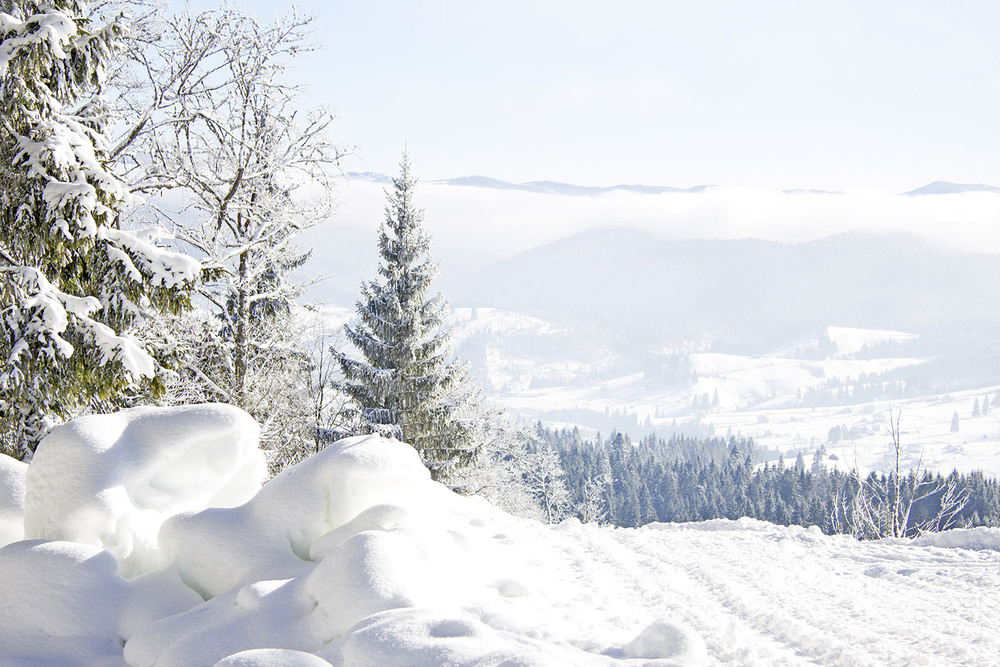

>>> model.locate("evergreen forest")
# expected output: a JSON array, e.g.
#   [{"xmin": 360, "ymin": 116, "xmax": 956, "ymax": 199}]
[{"xmin": 535, "ymin": 426, "xmax": 1000, "ymax": 537}]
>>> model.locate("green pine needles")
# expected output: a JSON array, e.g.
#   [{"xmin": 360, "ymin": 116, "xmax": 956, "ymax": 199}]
[
  {"xmin": 337, "ymin": 155, "xmax": 478, "ymax": 481},
  {"xmin": 0, "ymin": 1, "xmax": 197, "ymax": 457}
]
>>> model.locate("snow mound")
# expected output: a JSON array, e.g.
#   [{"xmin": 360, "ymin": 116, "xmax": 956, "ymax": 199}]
[
  {"xmin": 159, "ymin": 434, "xmax": 437, "ymax": 599},
  {"xmin": 124, "ymin": 432, "xmax": 585, "ymax": 666},
  {"xmin": 0, "ymin": 539, "xmax": 199, "ymax": 663},
  {"xmin": 324, "ymin": 608, "xmax": 564, "ymax": 666},
  {"xmin": 215, "ymin": 649, "xmax": 333, "ymax": 666},
  {"xmin": 23, "ymin": 403, "xmax": 265, "ymax": 576},
  {"xmin": 621, "ymin": 618, "xmax": 708, "ymax": 663},
  {"xmin": 124, "ymin": 435, "xmax": 483, "ymax": 666},
  {"xmin": 910, "ymin": 527, "xmax": 1000, "ymax": 551},
  {"xmin": 0, "ymin": 453, "xmax": 27, "ymax": 547}
]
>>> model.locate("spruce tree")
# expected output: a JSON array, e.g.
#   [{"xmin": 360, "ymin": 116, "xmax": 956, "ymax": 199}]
[
  {"xmin": 337, "ymin": 154, "xmax": 477, "ymax": 480},
  {"xmin": 0, "ymin": 1, "xmax": 197, "ymax": 457}
]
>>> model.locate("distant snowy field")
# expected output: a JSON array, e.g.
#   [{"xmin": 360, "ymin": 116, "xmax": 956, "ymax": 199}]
[
  {"xmin": 2, "ymin": 405, "xmax": 999, "ymax": 665},
  {"xmin": 452, "ymin": 318, "xmax": 1000, "ymax": 478}
]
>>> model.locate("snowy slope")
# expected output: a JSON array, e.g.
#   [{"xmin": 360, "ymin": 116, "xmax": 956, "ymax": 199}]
[
  {"xmin": 498, "ymin": 356, "xmax": 1000, "ymax": 478},
  {"xmin": 825, "ymin": 326, "xmax": 919, "ymax": 357},
  {"xmin": 2, "ymin": 406, "xmax": 1000, "ymax": 665},
  {"xmin": 453, "ymin": 316, "xmax": 1000, "ymax": 478}
]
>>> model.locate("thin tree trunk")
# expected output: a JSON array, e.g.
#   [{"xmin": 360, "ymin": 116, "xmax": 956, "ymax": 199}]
[
  {"xmin": 891, "ymin": 409, "xmax": 902, "ymax": 537},
  {"xmin": 234, "ymin": 247, "xmax": 249, "ymax": 408}
]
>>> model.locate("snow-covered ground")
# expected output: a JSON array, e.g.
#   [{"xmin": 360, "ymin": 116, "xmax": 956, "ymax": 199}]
[
  {"xmin": 824, "ymin": 326, "xmax": 919, "ymax": 357},
  {"xmin": 468, "ymin": 322, "xmax": 1000, "ymax": 478},
  {"xmin": 2, "ymin": 405, "xmax": 999, "ymax": 665},
  {"xmin": 505, "ymin": 373, "xmax": 1000, "ymax": 478}
]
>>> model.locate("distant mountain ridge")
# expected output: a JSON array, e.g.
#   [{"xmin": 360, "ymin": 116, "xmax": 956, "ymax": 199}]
[
  {"xmin": 903, "ymin": 181, "xmax": 1000, "ymax": 196},
  {"xmin": 349, "ymin": 173, "xmax": 1000, "ymax": 197},
  {"xmin": 347, "ymin": 172, "xmax": 710, "ymax": 195},
  {"xmin": 436, "ymin": 177, "xmax": 713, "ymax": 196},
  {"xmin": 346, "ymin": 171, "xmax": 393, "ymax": 185},
  {"xmin": 455, "ymin": 228, "xmax": 1000, "ymax": 353}
]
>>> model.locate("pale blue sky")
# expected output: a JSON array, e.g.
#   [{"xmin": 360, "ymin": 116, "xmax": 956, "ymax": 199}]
[{"xmin": 188, "ymin": 1, "xmax": 1000, "ymax": 190}]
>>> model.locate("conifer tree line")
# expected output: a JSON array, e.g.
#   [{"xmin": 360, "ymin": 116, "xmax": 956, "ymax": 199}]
[{"xmin": 533, "ymin": 426, "xmax": 1000, "ymax": 537}]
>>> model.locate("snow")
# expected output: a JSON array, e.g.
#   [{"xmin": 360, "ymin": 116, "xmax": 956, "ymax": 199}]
[
  {"xmin": 2, "ymin": 405, "xmax": 1000, "ymax": 665},
  {"xmin": 0, "ymin": 540, "xmax": 200, "ymax": 664},
  {"xmin": 0, "ymin": 9, "xmax": 76, "ymax": 73},
  {"xmin": 825, "ymin": 325, "xmax": 919, "ymax": 357},
  {"xmin": 4, "ymin": 264, "xmax": 162, "ymax": 380},
  {"xmin": 909, "ymin": 527, "xmax": 1000, "ymax": 551},
  {"xmin": 23, "ymin": 404, "xmax": 265, "ymax": 577},
  {"xmin": 216, "ymin": 649, "xmax": 333, "ymax": 666},
  {"xmin": 99, "ymin": 227, "xmax": 202, "ymax": 289},
  {"xmin": 0, "ymin": 453, "xmax": 27, "ymax": 546},
  {"xmin": 84, "ymin": 319, "xmax": 159, "ymax": 380},
  {"xmin": 159, "ymin": 431, "xmax": 437, "ymax": 599},
  {"xmin": 618, "ymin": 618, "xmax": 707, "ymax": 662}
]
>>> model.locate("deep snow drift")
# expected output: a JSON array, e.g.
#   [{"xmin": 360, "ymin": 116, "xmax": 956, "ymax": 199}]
[{"xmin": 1, "ymin": 404, "xmax": 999, "ymax": 665}]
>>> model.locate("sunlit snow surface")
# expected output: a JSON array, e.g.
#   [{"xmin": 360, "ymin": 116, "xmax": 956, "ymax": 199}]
[{"xmin": 1, "ymin": 405, "xmax": 999, "ymax": 665}]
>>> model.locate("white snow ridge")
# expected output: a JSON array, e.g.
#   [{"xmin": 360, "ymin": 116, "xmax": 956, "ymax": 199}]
[{"xmin": 1, "ymin": 405, "xmax": 1000, "ymax": 665}]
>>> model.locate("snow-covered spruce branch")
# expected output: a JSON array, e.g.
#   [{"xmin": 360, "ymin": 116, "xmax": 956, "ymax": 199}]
[
  {"xmin": 0, "ymin": 264, "xmax": 158, "ymax": 408},
  {"xmin": 1, "ymin": 0, "xmax": 199, "ymax": 455}
]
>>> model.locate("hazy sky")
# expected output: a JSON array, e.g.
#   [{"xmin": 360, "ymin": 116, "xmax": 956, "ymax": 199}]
[{"xmin": 191, "ymin": 0, "xmax": 1000, "ymax": 191}]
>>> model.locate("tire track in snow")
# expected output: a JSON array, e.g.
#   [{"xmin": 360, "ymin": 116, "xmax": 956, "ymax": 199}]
[
  {"xmin": 561, "ymin": 523, "xmax": 810, "ymax": 664},
  {"xmin": 486, "ymin": 518, "xmax": 1000, "ymax": 665},
  {"xmin": 613, "ymin": 527, "xmax": 854, "ymax": 664},
  {"xmin": 617, "ymin": 523, "xmax": 1000, "ymax": 665}
]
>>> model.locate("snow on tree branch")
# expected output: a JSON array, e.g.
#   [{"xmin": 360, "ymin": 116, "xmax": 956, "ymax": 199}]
[{"xmin": 1, "ymin": 0, "xmax": 197, "ymax": 456}]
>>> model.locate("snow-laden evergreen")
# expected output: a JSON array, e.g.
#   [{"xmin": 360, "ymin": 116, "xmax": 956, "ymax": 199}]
[
  {"xmin": 338, "ymin": 155, "xmax": 478, "ymax": 480},
  {"xmin": 0, "ymin": 0, "xmax": 197, "ymax": 457}
]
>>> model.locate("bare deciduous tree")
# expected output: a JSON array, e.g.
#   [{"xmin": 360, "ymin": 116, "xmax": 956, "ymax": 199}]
[
  {"xmin": 101, "ymin": 4, "xmax": 348, "ymax": 470},
  {"xmin": 842, "ymin": 408, "xmax": 970, "ymax": 539}
]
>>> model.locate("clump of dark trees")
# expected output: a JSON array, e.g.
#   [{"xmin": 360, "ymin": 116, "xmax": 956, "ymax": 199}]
[{"xmin": 537, "ymin": 426, "xmax": 1000, "ymax": 538}]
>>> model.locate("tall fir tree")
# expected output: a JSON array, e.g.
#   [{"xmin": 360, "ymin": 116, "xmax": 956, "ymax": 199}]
[
  {"xmin": 0, "ymin": 1, "xmax": 198, "ymax": 457},
  {"xmin": 337, "ymin": 154, "xmax": 477, "ymax": 481}
]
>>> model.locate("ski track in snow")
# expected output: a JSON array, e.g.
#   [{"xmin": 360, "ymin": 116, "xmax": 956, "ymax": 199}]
[{"xmin": 494, "ymin": 519, "xmax": 1000, "ymax": 665}]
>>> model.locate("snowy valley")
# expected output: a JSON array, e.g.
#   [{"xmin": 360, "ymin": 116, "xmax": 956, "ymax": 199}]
[
  {"xmin": 310, "ymin": 190, "xmax": 1000, "ymax": 481},
  {"xmin": 453, "ymin": 311, "xmax": 1000, "ymax": 479}
]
